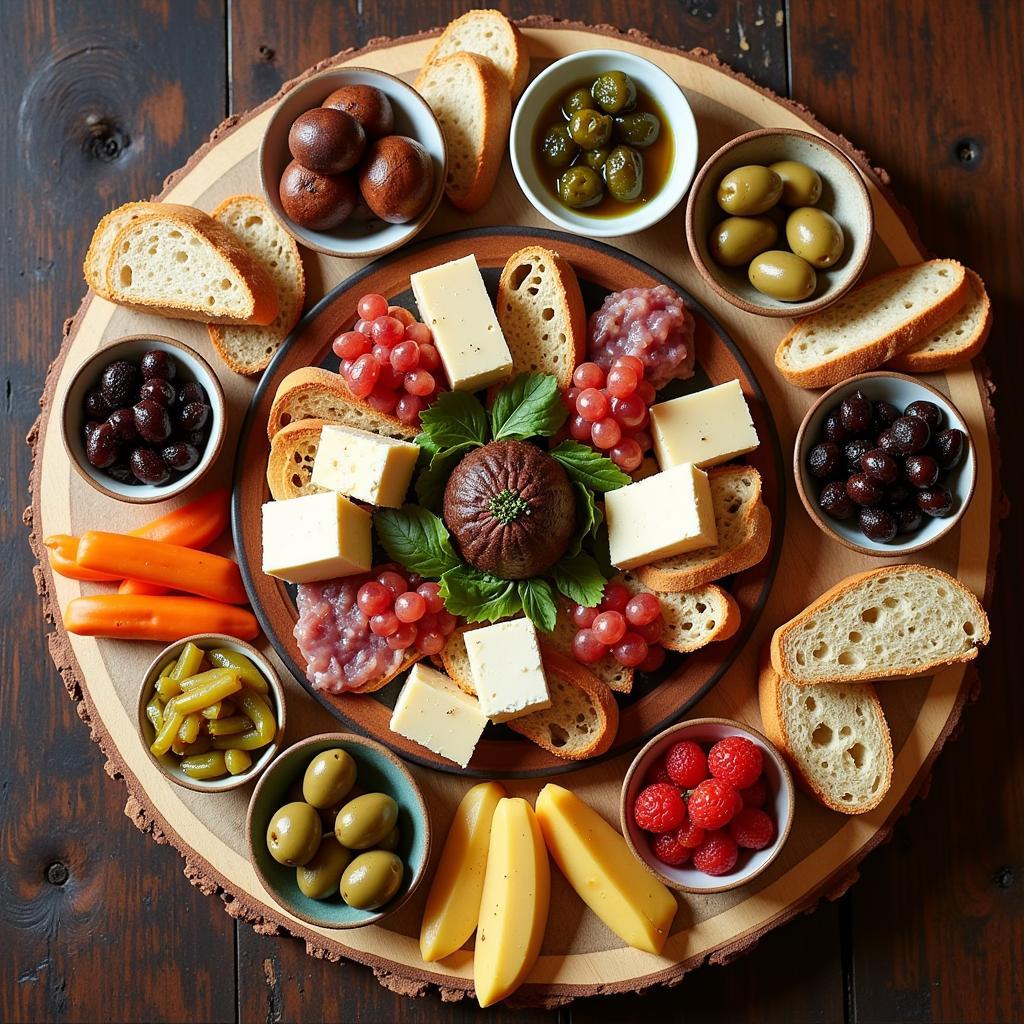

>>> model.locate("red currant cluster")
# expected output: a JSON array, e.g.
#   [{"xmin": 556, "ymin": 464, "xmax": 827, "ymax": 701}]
[
  {"xmin": 565, "ymin": 355, "xmax": 655, "ymax": 472},
  {"xmin": 570, "ymin": 582, "xmax": 666, "ymax": 673},
  {"xmin": 331, "ymin": 291, "xmax": 444, "ymax": 425},
  {"xmin": 633, "ymin": 736, "xmax": 776, "ymax": 877},
  {"xmin": 356, "ymin": 570, "xmax": 458, "ymax": 657}
]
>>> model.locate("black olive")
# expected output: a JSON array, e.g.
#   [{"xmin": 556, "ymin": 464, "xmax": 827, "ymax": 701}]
[
  {"xmin": 893, "ymin": 503, "xmax": 923, "ymax": 534},
  {"xmin": 917, "ymin": 485, "xmax": 954, "ymax": 517},
  {"xmin": 840, "ymin": 395, "xmax": 872, "ymax": 434},
  {"xmin": 161, "ymin": 442, "xmax": 200, "ymax": 472},
  {"xmin": 858, "ymin": 507, "xmax": 897, "ymax": 543},
  {"xmin": 86, "ymin": 421, "xmax": 120, "ymax": 468},
  {"xmin": 84, "ymin": 389, "xmax": 111, "ymax": 421},
  {"xmin": 106, "ymin": 407, "xmax": 138, "ymax": 441},
  {"xmin": 100, "ymin": 360, "xmax": 140, "ymax": 408},
  {"xmin": 141, "ymin": 350, "xmax": 177, "ymax": 381},
  {"xmin": 130, "ymin": 446, "xmax": 170, "ymax": 485},
  {"xmin": 133, "ymin": 399, "xmax": 172, "ymax": 443},
  {"xmin": 106, "ymin": 461, "xmax": 137, "ymax": 486},
  {"xmin": 177, "ymin": 381, "xmax": 206, "ymax": 406},
  {"xmin": 885, "ymin": 482, "xmax": 912, "ymax": 507},
  {"xmin": 176, "ymin": 401, "xmax": 210, "ymax": 432},
  {"xmin": 818, "ymin": 480, "xmax": 854, "ymax": 520},
  {"xmin": 891, "ymin": 415, "xmax": 930, "ymax": 454},
  {"xmin": 846, "ymin": 473, "xmax": 884, "ymax": 507},
  {"xmin": 904, "ymin": 454, "xmax": 940, "ymax": 489},
  {"xmin": 871, "ymin": 400, "xmax": 901, "ymax": 434},
  {"xmin": 861, "ymin": 449, "xmax": 899, "ymax": 485},
  {"xmin": 876, "ymin": 428, "xmax": 902, "ymax": 455},
  {"xmin": 139, "ymin": 378, "xmax": 176, "ymax": 407},
  {"xmin": 843, "ymin": 438, "xmax": 872, "ymax": 475},
  {"xmin": 821, "ymin": 409, "xmax": 849, "ymax": 444},
  {"xmin": 904, "ymin": 400, "xmax": 943, "ymax": 431},
  {"xmin": 807, "ymin": 442, "xmax": 842, "ymax": 479},
  {"xmin": 933, "ymin": 428, "xmax": 966, "ymax": 470}
]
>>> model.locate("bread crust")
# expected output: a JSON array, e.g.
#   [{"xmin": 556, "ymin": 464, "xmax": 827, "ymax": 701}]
[
  {"xmin": 422, "ymin": 9, "xmax": 529, "ymax": 99},
  {"xmin": 266, "ymin": 417, "xmax": 329, "ymax": 501},
  {"xmin": 83, "ymin": 201, "xmax": 162, "ymax": 300},
  {"xmin": 352, "ymin": 650, "xmax": 424, "ymax": 694}
]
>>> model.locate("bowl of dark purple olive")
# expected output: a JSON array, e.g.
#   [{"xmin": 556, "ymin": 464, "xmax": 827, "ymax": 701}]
[
  {"xmin": 61, "ymin": 335, "xmax": 226, "ymax": 503},
  {"xmin": 794, "ymin": 371, "xmax": 976, "ymax": 556}
]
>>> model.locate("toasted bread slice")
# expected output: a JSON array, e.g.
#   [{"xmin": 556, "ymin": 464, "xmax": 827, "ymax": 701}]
[
  {"xmin": 84, "ymin": 201, "xmax": 161, "ymax": 300},
  {"xmin": 771, "ymin": 565, "xmax": 989, "ymax": 686},
  {"xmin": 775, "ymin": 260, "xmax": 969, "ymax": 389},
  {"xmin": 267, "ymin": 367, "xmax": 417, "ymax": 442},
  {"xmin": 104, "ymin": 206, "xmax": 279, "ymax": 325},
  {"xmin": 267, "ymin": 418, "xmax": 329, "ymax": 500},
  {"xmin": 353, "ymin": 651, "xmax": 423, "ymax": 695},
  {"xmin": 635, "ymin": 465, "xmax": 770, "ymax": 592},
  {"xmin": 758, "ymin": 652, "xmax": 893, "ymax": 814},
  {"xmin": 548, "ymin": 606, "xmax": 633, "ymax": 694},
  {"xmin": 414, "ymin": 52, "xmax": 511, "ymax": 213},
  {"xmin": 208, "ymin": 195, "xmax": 305, "ymax": 374},
  {"xmin": 888, "ymin": 268, "xmax": 991, "ymax": 372},
  {"xmin": 621, "ymin": 574, "xmax": 741, "ymax": 652},
  {"xmin": 496, "ymin": 246, "xmax": 586, "ymax": 390},
  {"xmin": 423, "ymin": 9, "xmax": 529, "ymax": 99},
  {"xmin": 439, "ymin": 625, "xmax": 481, "ymax": 696}
]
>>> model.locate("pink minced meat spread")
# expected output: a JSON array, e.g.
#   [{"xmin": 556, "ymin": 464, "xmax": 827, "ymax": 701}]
[{"xmin": 588, "ymin": 284, "xmax": 696, "ymax": 389}]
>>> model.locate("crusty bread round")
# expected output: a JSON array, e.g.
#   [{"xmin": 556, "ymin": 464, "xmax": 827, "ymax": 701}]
[
  {"xmin": 83, "ymin": 201, "xmax": 161, "ymax": 300},
  {"xmin": 266, "ymin": 417, "xmax": 329, "ymax": 501},
  {"xmin": 621, "ymin": 573, "xmax": 741, "ymax": 653}
]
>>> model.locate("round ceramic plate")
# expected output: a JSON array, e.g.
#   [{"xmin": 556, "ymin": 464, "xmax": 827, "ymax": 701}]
[{"xmin": 231, "ymin": 226, "xmax": 784, "ymax": 777}]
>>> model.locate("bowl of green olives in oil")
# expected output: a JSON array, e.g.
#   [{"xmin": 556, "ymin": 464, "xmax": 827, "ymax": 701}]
[
  {"xmin": 685, "ymin": 128, "xmax": 874, "ymax": 317},
  {"xmin": 246, "ymin": 733, "xmax": 431, "ymax": 929},
  {"xmin": 511, "ymin": 50, "xmax": 699, "ymax": 237}
]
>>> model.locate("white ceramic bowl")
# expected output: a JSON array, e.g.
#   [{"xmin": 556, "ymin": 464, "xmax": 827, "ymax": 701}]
[
  {"xmin": 621, "ymin": 718, "xmax": 794, "ymax": 894},
  {"xmin": 510, "ymin": 50, "xmax": 699, "ymax": 238},
  {"xmin": 259, "ymin": 67, "xmax": 447, "ymax": 258}
]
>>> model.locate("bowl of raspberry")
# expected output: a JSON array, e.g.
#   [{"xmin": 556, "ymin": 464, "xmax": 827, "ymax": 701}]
[{"xmin": 620, "ymin": 717, "xmax": 794, "ymax": 893}]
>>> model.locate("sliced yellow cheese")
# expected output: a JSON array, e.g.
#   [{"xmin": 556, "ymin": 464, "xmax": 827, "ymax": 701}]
[
  {"xmin": 310, "ymin": 424, "xmax": 419, "ymax": 508},
  {"xmin": 474, "ymin": 797, "xmax": 550, "ymax": 1007},
  {"xmin": 535, "ymin": 784, "xmax": 677, "ymax": 955},
  {"xmin": 419, "ymin": 781, "xmax": 506, "ymax": 962}
]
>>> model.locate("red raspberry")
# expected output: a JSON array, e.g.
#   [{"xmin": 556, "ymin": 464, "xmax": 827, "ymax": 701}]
[
  {"xmin": 633, "ymin": 783, "xmax": 686, "ymax": 833},
  {"xmin": 687, "ymin": 778, "xmax": 742, "ymax": 830},
  {"xmin": 741, "ymin": 778, "xmax": 768, "ymax": 808},
  {"xmin": 674, "ymin": 820, "xmax": 706, "ymax": 849},
  {"xmin": 692, "ymin": 831, "xmax": 739, "ymax": 876},
  {"xmin": 707, "ymin": 735, "xmax": 764, "ymax": 790},
  {"xmin": 651, "ymin": 830, "xmax": 691, "ymax": 866},
  {"xmin": 728, "ymin": 807, "xmax": 775, "ymax": 850},
  {"xmin": 665, "ymin": 740, "xmax": 708, "ymax": 789},
  {"xmin": 645, "ymin": 757, "xmax": 671, "ymax": 786}
]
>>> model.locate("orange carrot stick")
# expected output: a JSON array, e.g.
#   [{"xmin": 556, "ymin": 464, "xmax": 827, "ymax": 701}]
[
  {"xmin": 63, "ymin": 595, "xmax": 258, "ymax": 642},
  {"xmin": 44, "ymin": 535, "xmax": 120, "ymax": 582},
  {"xmin": 76, "ymin": 532, "xmax": 248, "ymax": 605},
  {"xmin": 118, "ymin": 578, "xmax": 170, "ymax": 596}
]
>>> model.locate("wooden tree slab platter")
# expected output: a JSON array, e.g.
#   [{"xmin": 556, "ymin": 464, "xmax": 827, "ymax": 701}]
[{"xmin": 27, "ymin": 19, "xmax": 1000, "ymax": 1007}]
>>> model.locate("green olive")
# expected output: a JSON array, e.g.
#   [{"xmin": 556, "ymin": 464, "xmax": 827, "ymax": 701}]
[
  {"xmin": 708, "ymin": 216, "xmax": 778, "ymax": 268},
  {"xmin": 557, "ymin": 165, "xmax": 604, "ymax": 208},
  {"xmin": 302, "ymin": 748, "xmax": 357, "ymax": 809},
  {"xmin": 296, "ymin": 835, "xmax": 353, "ymax": 900},
  {"xmin": 584, "ymin": 146, "xmax": 610, "ymax": 171},
  {"xmin": 540, "ymin": 123, "xmax": 578, "ymax": 169},
  {"xmin": 567, "ymin": 109, "xmax": 613, "ymax": 150},
  {"xmin": 603, "ymin": 145, "xmax": 644, "ymax": 203},
  {"xmin": 614, "ymin": 111, "xmax": 660, "ymax": 148},
  {"xmin": 340, "ymin": 851, "xmax": 404, "ymax": 910},
  {"xmin": 769, "ymin": 160, "xmax": 823, "ymax": 207},
  {"xmin": 591, "ymin": 71, "xmax": 637, "ymax": 114},
  {"xmin": 266, "ymin": 801, "xmax": 322, "ymax": 867},
  {"xmin": 716, "ymin": 165, "xmax": 783, "ymax": 215},
  {"xmin": 334, "ymin": 792, "xmax": 398, "ymax": 851},
  {"xmin": 785, "ymin": 207, "xmax": 845, "ymax": 268},
  {"xmin": 561, "ymin": 87, "xmax": 595, "ymax": 118},
  {"xmin": 748, "ymin": 250, "xmax": 817, "ymax": 301}
]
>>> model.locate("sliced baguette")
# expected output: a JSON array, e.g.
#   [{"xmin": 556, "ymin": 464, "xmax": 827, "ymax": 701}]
[
  {"xmin": 549, "ymin": 606, "xmax": 633, "ymax": 694},
  {"xmin": 267, "ymin": 367, "xmax": 417, "ymax": 442},
  {"xmin": 621, "ymin": 574, "xmax": 741, "ymax": 652},
  {"xmin": 635, "ymin": 465, "xmax": 770, "ymax": 592},
  {"xmin": 104, "ymin": 206, "xmax": 279, "ymax": 325},
  {"xmin": 423, "ymin": 9, "xmax": 529, "ymax": 99},
  {"xmin": 414, "ymin": 52, "xmax": 511, "ymax": 213},
  {"xmin": 84, "ymin": 201, "xmax": 161, "ymax": 299},
  {"xmin": 774, "ymin": 260, "xmax": 969, "ymax": 389},
  {"xmin": 267, "ymin": 418, "xmax": 329, "ymax": 500},
  {"xmin": 496, "ymin": 246, "xmax": 586, "ymax": 390},
  {"xmin": 888, "ymin": 268, "xmax": 991, "ymax": 372},
  {"xmin": 758, "ymin": 652, "xmax": 893, "ymax": 814},
  {"xmin": 770, "ymin": 565, "xmax": 989, "ymax": 686},
  {"xmin": 208, "ymin": 195, "xmax": 305, "ymax": 374}
]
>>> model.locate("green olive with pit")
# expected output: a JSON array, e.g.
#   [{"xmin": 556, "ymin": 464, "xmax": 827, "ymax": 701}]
[
  {"xmin": 302, "ymin": 748, "xmax": 357, "ymax": 809},
  {"xmin": 567, "ymin": 109, "xmax": 613, "ymax": 150},
  {"xmin": 614, "ymin": 111, "xmax": 660, "ymax": 148},
  {"xmin": 591, "ymin": 71, "xmax": 637, "ymax": 114},
  {"xmin": 785, "ymin": 207, "xmax": 845, "ymax": 268},
  {"xmin": 603, "ymin": 145, "xmax": 644, "ymax": 202},
  {"xmin": 708, "ymin": 216, "xmax": 778, "ymax": 268},
  {"xmin": 266, "ymin": 801, "xmax": 322, "ymax": 867},
  {"xmin": 716, "ymin": 164, "xmax": 783, "ymax": 215},
  {"xmin": 557, "ymin": 165, "xmax": 604, "ymax": 208},
  {"xmin": 769, "ymin": 159, "xmax": 823, "ymax": 207},
  {"xmin": 334, "ymin": 792, "xmax": 399, "ymax": 850},
  {"xmin": 340, "ymin": 851, "xmax": 404, "ymax": 910},
  {"xmin": 748, "ymin": 250, "xmax": 818, "ymax": 301},
  {"xmin": 540, "ymin": 124, "xmax": 578, "ymax": 169},
  {"xmin": 296, "ymin": 835, "xmax": 353, "ymax": 900},
  {"xmin": 562, "ymin": 87, "xmax": 596, "ymax": 118},
  {"xmin": 584, "ymin": 146, "xmax": 610, "ymax": 171}
]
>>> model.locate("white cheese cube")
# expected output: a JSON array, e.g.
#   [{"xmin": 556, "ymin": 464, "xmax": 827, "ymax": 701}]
[
  {"xmin": 410, "ymin": 254, "xmax": 513, "ymax": 391},
  {"xmin": 310, "ymin": 424, "xmax": 419, "ymax": 508},
  {"xmin": 390, "ymin": 664, "xmax": 487, "ymax": 769},
  {"xmin": 650, "ymin": 379, "xmax": 759, "ymax": 470},
  {"xmin": 605, "ymin": 463, "xmax": 718, "ymax": 569},
  {"xmin": 261, "ymin": 492, "xmax": 372, "ymax": 584},
  {"xmin": 464, "ymin": 618, "xmax": 551, "ymax": 723}
]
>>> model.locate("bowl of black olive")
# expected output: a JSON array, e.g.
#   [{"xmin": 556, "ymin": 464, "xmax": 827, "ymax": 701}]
[
  {"xmin": 794, "ymin": 372, "xmax": 976, "ymax": 556},
  {"xmin": 61, "ymin": 335, "xmax": 226, "ymax": 503}
]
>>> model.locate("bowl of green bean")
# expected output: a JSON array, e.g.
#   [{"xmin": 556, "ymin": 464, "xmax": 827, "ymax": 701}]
[{"xmin": 137, "ymin": 633, "xmax": 287, "ymax": 793}]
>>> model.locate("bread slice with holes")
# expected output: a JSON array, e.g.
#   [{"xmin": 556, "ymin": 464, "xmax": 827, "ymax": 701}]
[
  {"xmin": 414, "ymin": 52, "xmax": 511, "ymax": 213},
  {"xmin": 266, "ymin": 418, "xmax": 329, "ymax": 500},
  {"xmin": 888, "ymin": 267, "xmax": 991, "ymax": 373},
  {"xmin": 621, "ymin": 574, "xmax": 741, "ymax": 652},
  {"xmin": 423, "ymin": 9, "xmax": 530, "ymax": 99},
  {"xmin": 207, "ymin": 195, "xmax": 305, "ymax": 374},
  {"xmin": 103, "ymin": 206, "xmax": 279, "ymax": 325},
  {"xmin": 634, "ymin": 465, "xmax": 770, "ymax": 592},
  {"xmin": 774, "ymin": 260, "xmax": 969, "ymax": 389},
  {"xmin": 758, "ymin": 652, "xmax": 892, "ymax": 814},
  {"xmin": 84, "ymin": 201, "xmax": 161, "ymax": 300},
  {"xmin": 496, "ymin": 246, "xmax": 586, "ymax": 390},
  {"xmin": 548, "ymin": 606, "xmax": 633, "ymax": 693},
  {"xmin": 770, "ymin": 565, "xmax": 989, "ymax": 686}
]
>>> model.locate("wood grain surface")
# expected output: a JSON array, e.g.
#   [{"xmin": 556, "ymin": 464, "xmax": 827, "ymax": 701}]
[{"xmin": 3, "ymin": 2, "xmax": 1020, "ymax": 1023}]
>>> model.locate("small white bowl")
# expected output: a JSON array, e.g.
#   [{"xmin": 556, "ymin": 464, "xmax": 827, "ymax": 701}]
[{"xmin": 510, "ymin": 50, "xmax": 699, "ymax": 238}]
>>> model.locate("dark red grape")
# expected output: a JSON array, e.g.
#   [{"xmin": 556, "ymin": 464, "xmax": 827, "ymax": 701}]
[
  {"xmin": 85, "ymin": 422, "xmax": 119, "ymax": 468},
  {"xmin": 106, "ymin": 407, "xmax": 138, "ymax": 441},
  {"xmin": 859, "ymin": 507, "xmax": 897, "ymax": 543},
  {"xmin": 106, "ymin": 461, "xmax": 137, "ymax": 486},
  {"xmin": 83, "ymin": 389, "xmax": 111, "ymax": 420},
  {"xmin": 893, "ymin": 503, "xmax": 923, "ymax": 534},
  {"xmin": 822, "ymin": 409, "xmax": 849, "ymax": 444},
  {"xmin": 861, "ymin": 449, "xmax": 898, "ymax": 484},
  {"xmin": 160, "ymin": 442, "xmax": 200, "ymax": 472},
  {"xmin": 933, "ymin": 428, "xmax": 966, "ymax": 470},
  {"xmin": 840, "ymin": 395, "xmax": 873, "ymax": 434},
  {"xmin": 140, "ymin": 350, "xmax": 177, "ymax": 381},
  {"xmin": 177, "ymin": 381, "xmax": 206, "ymax": 406},
  {"xmin": 133, "ymin": 399, "xmax": 172, "ymax": 443},
  {"xmin": 176, "ymin": 401, "xmax": 210, "ymax": 432},
  {"xmin": 891, "ymin": 415, "xmax": 930, "ymax": 454},
  {"xmin": 871, "ymin": 400, "xmax": 900, "ymax": 433},
  {"xmin": 807, "ymin": 442, "xmax": 842, "ymax": 479},
  {"xmin": 130, "ymin": 446, "xmax": 170, "ymax": 485},
  {"xmin": 819, "ymin": 480, "xmax": 854, "ymax": 520},
  {"xmin": 904, "ymin": 454, "xmax": 939, "ymax": 488},
  {"xmin": 877, "ymin": 429, "xmax": 902, "ymax": 456},
  {"xmin": 139, "ymin": 378, "xmax": 176, "ymax": 407},
  {"xmin": 917, "ymin": 486, "xmax": 954, "ymax": 517},
  {"xmin": 885, "ymin": 482, "xmax": 912, "ymax": 507},
  {"xmin": 847, "ymin": 473, "xmax": 884, "ymax": 507},
  {"xmin": 904, "ymin": 400, "xmax": 942, "ymax": 430},
  {"xmin": 100, "ymin": 360, "xmax": 139, "ymax": 408},
  {"xmin": 843, "ymin": 438, "xmax": 872, "ymax": 475}
]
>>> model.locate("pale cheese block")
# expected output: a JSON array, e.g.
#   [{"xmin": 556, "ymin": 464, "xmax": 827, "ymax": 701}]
[
  {"xmin": 310, "ymin": 424, "xmax": 419, "ymax": 508},
  {"xmin": 464, "ymin": 617, "xmax": 551, "ymax": 722}
]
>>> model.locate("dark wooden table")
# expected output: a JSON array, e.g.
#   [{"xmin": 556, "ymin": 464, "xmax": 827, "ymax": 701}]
[{"xmin": 3, "ymin": 2, "xmax": 1021, "ymax": 1021}]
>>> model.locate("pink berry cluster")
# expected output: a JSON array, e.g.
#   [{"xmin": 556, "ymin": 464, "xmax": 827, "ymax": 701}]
[
  {"xmin": 356, "ymin": 569, "xmax": 458, "ymax": 657},
  {"xmin": 570, "ymin": 581, "xmax": 666, "ymax": 673}
]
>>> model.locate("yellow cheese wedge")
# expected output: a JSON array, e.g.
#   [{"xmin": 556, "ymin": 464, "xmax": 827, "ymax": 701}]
[
  {"xmin": 473, "ymin": 797, "xmax": 550, "ymax": 1007},
  {"xmin": 535, "ymin": 784, "xmax": 677, "ymax": 955},
  {"xmin": 419, "ymin": 781, "xmax": 506, "ymax": 962}
]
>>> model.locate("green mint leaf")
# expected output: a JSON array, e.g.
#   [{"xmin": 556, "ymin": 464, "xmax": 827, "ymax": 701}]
[
  {"xmin": 518, "ymin": 578, "xmax": 558, "ymax": 633},
  {"xmin": 439, "ymin": 566, "xmax": 523, "ymax": 623},
  {"xmin": 491, "ymin": 372, "xmax": 568, "ymax": 440},
  {"xmin": 418, "ymin": 390, "xmax": 488, "ymax": 452},
  {"xmin": 549, "ymin": 552, "xmax": 609, "ymax": 608},
  {"xmin": 374, "ymin": 506, "xmax": 461, "ymax": 579},
  {"xmin": 415, "ymin": 443, "xmax": 475, "ymax": 510},
  {"xmin": 550, "ymin": 440, "xmax": 630, "ymax": 492},
  {"xmin": 414, "ymin": 431, "xmax": 441, "ymax": 457}
]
